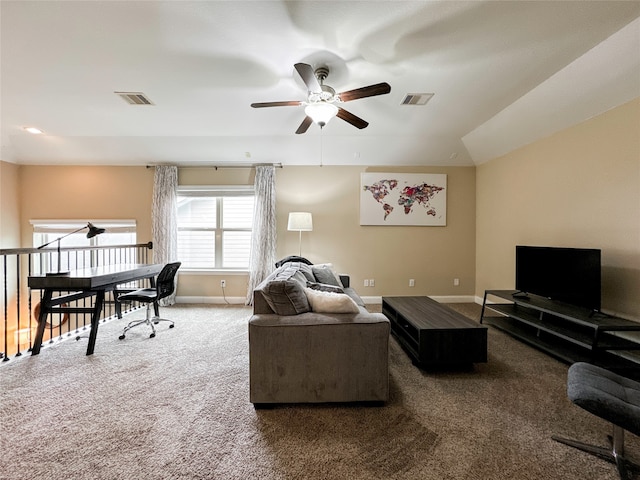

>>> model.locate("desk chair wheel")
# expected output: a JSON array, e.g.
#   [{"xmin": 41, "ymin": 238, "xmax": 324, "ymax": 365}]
[{"xmin": 152, "ymin": 319, "xmax": 174, "ymax": 328}]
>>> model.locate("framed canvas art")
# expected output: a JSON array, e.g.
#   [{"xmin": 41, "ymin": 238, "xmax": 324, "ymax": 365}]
[{"xmin": 360, "ymin": 173, "xmax": 447, "ymax": 226}]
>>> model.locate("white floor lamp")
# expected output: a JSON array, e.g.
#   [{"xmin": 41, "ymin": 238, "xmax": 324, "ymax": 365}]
[{"xmin": 287, "ymin": 212, "xmax": 313, "ymax": 257}]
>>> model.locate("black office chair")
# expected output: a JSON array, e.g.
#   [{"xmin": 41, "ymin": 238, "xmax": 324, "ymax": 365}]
[
  {"xmin": 116, "ymin": 262, "xmax": 181, "ymax": 340},
  {"xmin": 553, "ymin": 362, "xmax": 640, "ymax": 480}
]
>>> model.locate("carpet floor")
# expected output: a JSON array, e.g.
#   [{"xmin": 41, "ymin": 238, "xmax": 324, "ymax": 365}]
[{"xmin": 0, "ymin": 303, "xmax": 636, "ymax": 480}]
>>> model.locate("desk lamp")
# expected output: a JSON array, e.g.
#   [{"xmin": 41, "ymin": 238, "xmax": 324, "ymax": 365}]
[{"xmin": 37, "ymin": 222, "xmax": 105, "ymax": 276}]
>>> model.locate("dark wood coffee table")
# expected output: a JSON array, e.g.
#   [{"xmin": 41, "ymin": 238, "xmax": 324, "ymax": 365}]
[{"xmin": 382, "ymin": 296, "xmax": 487, "ymax": 367}]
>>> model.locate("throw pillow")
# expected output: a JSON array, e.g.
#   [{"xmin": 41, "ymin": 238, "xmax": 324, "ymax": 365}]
[
  {"xmin": 306, "ymin": 281, "xmax": 345, "ymax": 294},
  {"xmin": 304, "ymin": 288, "xmax": 360, "ymax": 314},
  {"xmin": 312, "ymin": 263, "xmax": 343, "ymax": 287},
  {"xmin": 262, "ymin": 279, "xmax": 311, "ymax": 315}
]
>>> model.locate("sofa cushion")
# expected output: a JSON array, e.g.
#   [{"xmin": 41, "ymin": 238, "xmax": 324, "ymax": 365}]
[
  {"xmin": 304, "ymin": 288, "xmax": 360, "ymax": 314},
  {"xmin": 312, "ymin": 264, "xmax": 343, "ymax": 287},
  {"xmin": 259, "ymin": 266, "xmax": 311, "ymax": 315}
]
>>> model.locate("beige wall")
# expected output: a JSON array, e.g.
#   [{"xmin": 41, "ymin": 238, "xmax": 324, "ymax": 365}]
[
  {"xmin": 7, "ymin": 164, "xmax": 474, "ymax": 300},
  {"xmin": 18, "ymin": 165, "xmax": 154, "ymax": 246},
  {"xmin": 276, "ymin": 166, "xmax": 476, "ymax": 297},
  {"xmin": 177, "ymin": 165, "xmax": 476, "ymax": 300},
  {"xmin": 476, "ymin": 98, "xmax": 640, "ymax": 318},
  {"xmin": 0, "ymin": 161, "xmax": 21, "ymax": 249}
]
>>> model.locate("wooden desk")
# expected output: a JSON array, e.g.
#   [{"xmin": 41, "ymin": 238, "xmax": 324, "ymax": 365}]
[{"xmin": 28, "ymin": 263, "xmax": 163, "ymax": 356}]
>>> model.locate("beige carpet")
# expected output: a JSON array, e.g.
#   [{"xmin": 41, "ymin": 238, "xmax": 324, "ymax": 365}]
[{"xmin": 0, "ymin": 304, "xmax": 634, "ymax": 480}]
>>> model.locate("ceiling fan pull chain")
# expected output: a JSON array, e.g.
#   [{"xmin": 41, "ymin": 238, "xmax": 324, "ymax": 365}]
[{"xmin": 319, "ymin": 129, "xmax": 323, "ymax": 168}]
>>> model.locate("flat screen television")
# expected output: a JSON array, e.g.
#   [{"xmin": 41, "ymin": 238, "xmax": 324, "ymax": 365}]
[{"xmin": 515, "ymin": 245, "xmax": 601, "ymax": 311}]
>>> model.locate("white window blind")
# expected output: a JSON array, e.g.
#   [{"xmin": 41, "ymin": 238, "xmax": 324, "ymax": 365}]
[{"xmin": 177, "ymin": 186, "xmax": 254, "ymax": 270}]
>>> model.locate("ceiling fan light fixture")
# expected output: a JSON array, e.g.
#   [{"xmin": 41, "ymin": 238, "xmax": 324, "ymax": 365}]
[{"xmin": 305, "ymin": 102, "xmax": 338, "ymax": 127}]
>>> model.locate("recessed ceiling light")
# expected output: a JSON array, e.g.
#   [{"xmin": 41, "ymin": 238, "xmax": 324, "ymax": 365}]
[{"xmin": 24, "ymin": 127, "xmax": 43, "ymax": 134}]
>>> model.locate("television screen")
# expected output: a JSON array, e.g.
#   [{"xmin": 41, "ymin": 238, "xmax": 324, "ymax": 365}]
[{"xmin": 515, "ymin": 246, "xmax": 601, "ymax": 311}]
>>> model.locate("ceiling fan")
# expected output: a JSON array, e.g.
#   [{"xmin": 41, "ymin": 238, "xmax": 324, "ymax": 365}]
[{"xmin": 251, "ymin": 63, "xmax": 391, "ymax": 134}]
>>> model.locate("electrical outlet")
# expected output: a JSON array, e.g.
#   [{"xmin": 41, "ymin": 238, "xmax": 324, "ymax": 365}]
[
  {"xmin": 369, "ymin": 279, "xmax": 375, "ymax": 287},
  {"xmin": 409, "ymin": 279, "xmax": 415, "ymax": 287},
  {"xmin": 453, "ymin": 278, "xmax": 459, "ymax": 286},
  {"xmin": 220, "ymin": 279, "xmax": 226, "ymax": 288},
  {"xmin": 364, "ymin": 279, "xmax": 369, "ymax": 287}
]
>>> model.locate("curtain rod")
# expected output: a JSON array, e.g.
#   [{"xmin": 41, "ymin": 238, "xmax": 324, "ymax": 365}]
[{"xmin": 146, "ymin": 163, "xmax": 282, "ymax": 170}]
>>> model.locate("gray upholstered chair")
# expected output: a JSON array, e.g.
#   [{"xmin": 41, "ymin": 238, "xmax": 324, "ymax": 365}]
[
  {"xmin": 553, "ymin": 362, "xmax": 640, "ymax": 479},
  {"xmin": 116, "ymin": 262, "xmax": 181, "ymax": 339}
]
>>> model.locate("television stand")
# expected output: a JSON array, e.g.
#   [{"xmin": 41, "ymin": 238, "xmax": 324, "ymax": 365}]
[{"xmin": 481, "ymin": 290, "xmax": 640, "ymax": 378}]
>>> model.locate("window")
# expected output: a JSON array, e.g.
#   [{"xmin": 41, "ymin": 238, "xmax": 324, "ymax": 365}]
[{"xmin": 177, "ymin": 186, "xmax": 254, "ymax": 270}]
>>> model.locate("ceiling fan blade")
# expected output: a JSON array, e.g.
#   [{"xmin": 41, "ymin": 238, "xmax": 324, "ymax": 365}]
[
  {"xmin": 338, "ymin": 82, "xmax": 391, "ymax": 102},
  {"xmin": 337, "ymin": 108, "xmax": 369, "ymax": 129},
  {"xmin": 295, "ymin": 116, "xmax": 313, "ymax": 134},
  {"xmin": 294, "ymin": 63, "xmax": 322, "ymax": 94},
  {"xmin": 251, "ymin": 101, "xmax": 302, "ymax": 108}
]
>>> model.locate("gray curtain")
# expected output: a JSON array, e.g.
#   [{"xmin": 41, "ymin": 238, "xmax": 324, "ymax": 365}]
[
  {"xmin": 246, "ymin": 165, "xmax": 277, "ymax": 305},
  {"xmin": 152, "ymin": 165, "xmax": 178, "ymax": 306}
]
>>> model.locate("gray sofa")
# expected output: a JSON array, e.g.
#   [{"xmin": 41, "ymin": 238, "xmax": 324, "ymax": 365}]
[{"xmin": 248, "ymin": 261, "xmax": 390, "ymax": 406}]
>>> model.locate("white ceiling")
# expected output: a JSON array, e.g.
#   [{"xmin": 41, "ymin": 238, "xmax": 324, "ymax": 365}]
[{"xmin": 2, "ymin": 1, "xmax": 639, "ymax": 167}]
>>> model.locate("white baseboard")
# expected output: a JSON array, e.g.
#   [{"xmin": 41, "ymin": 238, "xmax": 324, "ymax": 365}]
[
  {"xmin": 362, "ymin": 295, "xmax": 477, "ymax": 305},
  {"xmin": 175, "ymin": 296, "xmax": 247, "ymax": 305},
  {"xmin": 361, "ymin": 296, "xmax": 382, "ymax": 304},
  {"xmin": 432, "ymin": 295, "xmax": 479, "ymax": 304}
]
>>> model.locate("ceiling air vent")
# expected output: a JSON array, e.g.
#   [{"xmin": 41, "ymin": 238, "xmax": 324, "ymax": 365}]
[
  {"xmin": 401, "ymin": 93, "xmax": 434, "ymax": 106},
  {"xmin": 115, "ymin": 91, "xmax": 154, "ymax": 105}
]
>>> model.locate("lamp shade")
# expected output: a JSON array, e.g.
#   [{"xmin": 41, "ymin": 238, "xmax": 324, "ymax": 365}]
[
  {"xmin": 288, "ymin": 212, "xmax": 313, "ymax": 231},
  {"xmin": 304, "ymin": 102, "xmax": 338, "ymax": 127},
  {"xmin": 86, "ymin": 222, "xmax": 106, "ymax": 238}
]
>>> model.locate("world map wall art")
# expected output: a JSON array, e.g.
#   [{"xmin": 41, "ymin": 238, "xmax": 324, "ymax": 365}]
[{"xmin": 360, "ymin": 173, "xmax": 447, "ymax": 226}]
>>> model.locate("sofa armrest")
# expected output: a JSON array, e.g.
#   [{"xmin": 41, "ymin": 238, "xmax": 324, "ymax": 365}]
[{"xmin": 253, "ymin": 288, "xmax": 276, "ymax": 314}]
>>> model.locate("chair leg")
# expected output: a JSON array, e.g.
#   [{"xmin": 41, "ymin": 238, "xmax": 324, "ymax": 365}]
[
  {"xmin": 610, "ymin": 426, "xmax": 634, "ymax": 480},
  {"xmin": 552, "ymin": 425, "xmax": 640, "ymax": 480},
  {"xmin": 119, "ymin": 303, "xmax": 157, "ymax": 339},
  {"xmin": 151, "ymin": 301, "xmax": 175, "ymax": 329}
]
